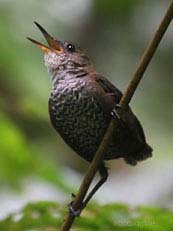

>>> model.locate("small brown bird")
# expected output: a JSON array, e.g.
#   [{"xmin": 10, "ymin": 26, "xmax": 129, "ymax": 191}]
[{"xmin": 28, "ymin": 22, "xmax": 152, "ymax": 213}]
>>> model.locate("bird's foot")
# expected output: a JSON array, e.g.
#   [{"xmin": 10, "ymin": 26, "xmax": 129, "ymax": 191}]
[
  {"xmin": 111, "ymin": 104, "xmax": 128, "ymax": 128},
  {"xmin": 67, "ymin": 201, "xmax": 82, "ymax": 217},
  {"xmin": 111, "ymin": 104, "xmax": 122, "ymax": 120}
]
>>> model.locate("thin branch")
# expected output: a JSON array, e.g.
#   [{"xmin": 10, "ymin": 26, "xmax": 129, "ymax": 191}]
[
  {"xmin": 61, "ymin": 1, "xmax": 173, "ymax": 230},
  {"xmin": 120, "ymin": 1, "xmax": 173, "ymax": 108}
]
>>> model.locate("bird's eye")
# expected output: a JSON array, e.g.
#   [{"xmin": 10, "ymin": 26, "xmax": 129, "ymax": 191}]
[{"xmin": 66, "ymin": 43, "xmax": 76, "ymax": 52}]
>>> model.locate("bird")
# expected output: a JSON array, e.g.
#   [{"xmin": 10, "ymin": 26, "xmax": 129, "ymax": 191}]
[{"xmin": 28, "ymin": 22, "xmax": 152, "ymax": 214}]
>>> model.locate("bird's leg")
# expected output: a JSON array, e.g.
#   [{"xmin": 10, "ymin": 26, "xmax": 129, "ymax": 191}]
[
  {"xmin": 82, "ymin": 163, "xmax": 108, "ymax": 208},
  {"xmin": 111, "ymin": 104, "xmax": 126, "ymax": 124},
  {"xmin": 111, "ymin": 109, "xmax": 120, "ymax": 120},
  {"xmin": 68, "ymin": 163, "xmax": 108, "ymax": 216}
]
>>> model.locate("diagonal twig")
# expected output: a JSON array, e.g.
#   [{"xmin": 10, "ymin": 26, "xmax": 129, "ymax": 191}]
[{"xmin": 61, "ymin": 1, "xmax": 173, "ymax": 230}]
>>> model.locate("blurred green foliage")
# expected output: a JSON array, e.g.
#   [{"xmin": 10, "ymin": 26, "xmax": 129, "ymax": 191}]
[
  {"xmin": 94, "ymin": 0, "xmax": 137, "ymax": 16},
  {"xmin": 0, "ymin": 0, "xmax": 172, "ymax": 189},
  {"xmin": 0, "ymin": 9, "xmax": 72, "ymax": 191},
  {"xmin": 0, "ymin": 201, "xmax": 173, "ymax": 231},
  {"xmin": 0, "ymin": 110, "xmax": 72, "ymax": 192}
]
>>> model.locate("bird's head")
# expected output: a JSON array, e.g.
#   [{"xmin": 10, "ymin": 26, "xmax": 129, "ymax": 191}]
[{"xmin": 28, "ymin": 22, "xmax": 94, "ymax": 80}]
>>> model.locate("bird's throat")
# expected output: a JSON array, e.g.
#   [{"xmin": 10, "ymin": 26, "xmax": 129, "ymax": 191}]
[{"xmin": 49, "ymin": 67, "xmax": 88, "ymax": 87}]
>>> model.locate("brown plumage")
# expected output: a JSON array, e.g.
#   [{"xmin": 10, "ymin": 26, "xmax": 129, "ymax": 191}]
[{"xmin": 28, "ymin": 22, "xmax": 152, "ymax": 213}]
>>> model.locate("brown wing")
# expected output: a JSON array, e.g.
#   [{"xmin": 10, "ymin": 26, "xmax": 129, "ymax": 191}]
[
  {"xmin": 94, "ymin": 74, "xmax": 145, "ymax": 140},
  {"xmin": 94, "ymin": 74, "xmax": 123, "ymax": 104},
  {"xmin": 93, "ymin": 74, "xmax": 152, "ymax": 164}
]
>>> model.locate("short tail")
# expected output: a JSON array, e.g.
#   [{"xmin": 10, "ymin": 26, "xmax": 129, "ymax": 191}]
[{"xmin": 125, "ymin": 143, "xmax": 153, "ymax": 166}]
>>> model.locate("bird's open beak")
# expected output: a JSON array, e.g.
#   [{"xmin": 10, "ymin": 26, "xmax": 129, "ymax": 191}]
[{"xmin": 27, "ymin": 22, "xmax": 63, "ymax": 53}]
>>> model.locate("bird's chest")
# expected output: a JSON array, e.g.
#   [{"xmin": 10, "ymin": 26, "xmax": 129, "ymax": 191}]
[{"xmin": 49, "ymin": 79, "xmax": 109, "ymax": 151}]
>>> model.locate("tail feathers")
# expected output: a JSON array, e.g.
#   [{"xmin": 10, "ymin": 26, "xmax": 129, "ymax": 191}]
[{"xmin": 125, "ymin": 143, "xmax": 153, "ymax": 166}]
